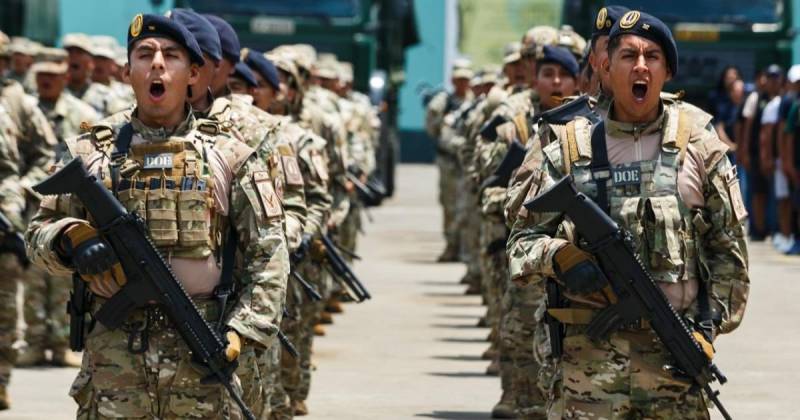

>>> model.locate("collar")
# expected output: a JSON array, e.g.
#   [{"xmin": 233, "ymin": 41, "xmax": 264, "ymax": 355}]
[
  {"xmin": 130, "ymin": 105, "xmax": 195, "ymax": 142},
  {"xmin": 606, "ymin": 101, "xmax": 665, "ymax": 138}
]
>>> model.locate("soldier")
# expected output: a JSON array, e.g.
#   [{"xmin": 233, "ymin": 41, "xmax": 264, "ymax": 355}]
[
  {"xmin": 26, "ymin": 14, "xmax": 290, "ymax": 418},
  {"xmin": 229, "ymin": 61, "xmax": 258, "ymax": 95},
  {"xmin": 7, "ymin": 38, "xmax": 39, "ymax": 90},
  {"xmin": 425, "ymin": 59, "xmax": 473, "ymax": 262},
  {"xmin": 62, "ymin": 33, "xmax": 128, "ymax": 116},
  {"xmin": 0, "ymin": 104, "xmax": 26, "ymax": 409},
  {"xmin": 90, "ymin": 37, "xmax": 135, "ymax": 106},
  {"xmin": 15, "ymin": 59, "xmax": 100, "ymax": 367},
  {"xmin": 243, "ymin": 49, "xmax": 281, "ymax": 112},
  {"xmin": 587, "ymin": 6, "xmax": 630, "ymax": 115},
  {"xmin": 507, "ymin": 11, "xmax": 749, "ymax": 418}
]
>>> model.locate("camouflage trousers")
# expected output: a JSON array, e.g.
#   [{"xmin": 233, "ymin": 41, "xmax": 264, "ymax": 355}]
[
  {"xmin": 479, "ymin": 218, "xmax": 507, "ymax": 328},
  {"xmin": 237, "ymin": 341, "xmax": 271, "ymax": 419},
  {"xmin": 546, "ymin": 327, "xmax": 709, "ymax": 420},
  {"xmin": 22, "ymin": 264, "xmax": 70, "ymax": 351},
  {"xmin": 71, "ymin": 300, "xmax": 243, "ymax": 419},
  {"xmin": 499, "ymin": 281, "xmax": 547, "ymax": 419},
  {"xmin": 339, "ymin": 197, "xmax": 361, "ymax": 257},
  {"xmin": 455, "ymin": 180, "xmax": 482, "ymax": 286},
  {"xmin": 0, "ymin": 254, "xmax": 20, "ymax": 386},
  {"xmin": 436, "ymin": 155, "xmax": 461, "ymax": 255}
]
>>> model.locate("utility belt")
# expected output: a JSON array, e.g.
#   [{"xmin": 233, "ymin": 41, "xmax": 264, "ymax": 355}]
[{"xmin": 88, "ymin": 297, "xmax": 221, "ymax": 354}]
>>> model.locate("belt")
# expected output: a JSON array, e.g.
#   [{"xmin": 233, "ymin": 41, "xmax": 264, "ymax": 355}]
[
  {"xmin": 547, "ymin": 307, "xmax": 651, "ymax": 330},
  {"xmin": 91, "ymin": 297, "xmax": 220, "ymax": 332}
]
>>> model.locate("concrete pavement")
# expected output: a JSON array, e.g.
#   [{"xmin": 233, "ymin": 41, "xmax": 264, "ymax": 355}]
[{"xmin": 0, "ymin": 164, "xmax": 797, "ymax": 419}]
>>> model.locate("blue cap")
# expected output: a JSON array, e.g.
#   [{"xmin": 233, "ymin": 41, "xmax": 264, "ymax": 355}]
[
  {"xmin": 232, "ymin": 61, "xmax": 258, "ymax": 87},
  {"xmin": 167, "ymin": 9, "xmax": 222, "ymax": 63},
  {"xmin": 538, "ymin": 45, "xmax": 579, "ymax": 78},
  {"xmin": 127, "ymin": 13, "xmax": 204, "ymax": 66},
  {"xmin": 243, "ymin": 49, "xmax": 280, "ymax": 90},
  {"xmin": 592, "ymin": 6, "xmax": 630, "ymax": 38},
  {"xmin": 203, "ymin": 14, "xmax": 241, "ymax": 63},
  {"xmin": 609, "ymin": 10, "xmax": 678, "ymax": 76}
]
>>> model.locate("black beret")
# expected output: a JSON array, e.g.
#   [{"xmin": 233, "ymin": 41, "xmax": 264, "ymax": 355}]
[
  {"xmin": 167, "ymin": 9, "xmax": 222, "ymax": 63},
  {"xmin": 592, "ymin": 5, "xmax": 630, "ymax": 39},
  {"xmin": 232, "ymin": 61, "xmax": 257, "ymax": 88},
  {"xmin": 127, "ymin": 13, "xmax": 205, "ymax": 66},
  {"xmin": 538, "ymin": 45, "xmax": 579, "ymax": 78},
  {"xmin": 609, "ymin": 10, "xmax": 678, "ymax": 76},
  {"xmin": 203, "ymin": 14, "xmax": 241, "ymax": 63},
  {"xmin": 243, "ymin": 49, "xmax": 280, "ymax": 90}
]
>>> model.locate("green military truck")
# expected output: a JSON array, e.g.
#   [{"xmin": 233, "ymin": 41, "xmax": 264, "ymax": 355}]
[
  {"xmin": 562, "ymin": 0, "xmax": 793, "ymax": 107},
  {"xmin": 176, "ymin": 0, "xmax": 419, "ymax": 195}
]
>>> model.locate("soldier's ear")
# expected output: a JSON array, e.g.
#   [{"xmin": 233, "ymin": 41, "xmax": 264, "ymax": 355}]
[
  {"xmin": 123, "ymin": 63, "xmax": 131, "ymax": 80},
  {"xmin": 188, "ymin": 63, "xmax": 200, "ymax": 85}
]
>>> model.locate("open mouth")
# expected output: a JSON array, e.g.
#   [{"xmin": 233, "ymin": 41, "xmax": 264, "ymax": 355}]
[
  {"xmin": 149, "ymin": 80, "xmax": 166, "ymax": 101},
  {"xmin": 632, "ymin": 81, "xmax": 648, "ymax": 100}
]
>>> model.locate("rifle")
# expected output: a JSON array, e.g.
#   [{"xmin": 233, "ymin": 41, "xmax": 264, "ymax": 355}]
[
  {"xmin": 347, "ymin": 165, "xmax": 384, "ymax": 207},
  {"xmin": 0, "ymin": 211, "xmax": 29, "ymax": 267},
  {"xmin": 524, "ymin": 176, "xmax": 731, "ymax": 420},
  {"xmin": 67, "ymin": 272, "xmax": 93, "ymax": 351},
  {"xmin": 478, "ymin": 114, "xmax": 510, "ymax": 142},
  {"xmin": 479, "ymin": 140, "xmax": 527, "ymax": 192},
  {"xmin": 33, "ymin": 157, "xmax": 256, "ymax": 420},
  {"xmin": 320, "ymin": 234, "xmax": 370, "ymax": 302}
]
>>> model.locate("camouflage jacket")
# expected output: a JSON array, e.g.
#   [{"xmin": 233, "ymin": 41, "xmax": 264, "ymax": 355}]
[
  {"xmin": 36, "ymin": 91, "xmax": 101, "ymax": 147},
  {"xmin": 0, "ymin": 104, "xmax": 25, "ymax": 231},
  {"xmin": 507, "ymin": 97, "xmax": 749, "ymax": 334},
  {"xmin": 68, "ymin": 81, "xmax": 130, "ymax": 117},
  {"xmin": 25, "ymin": 111, "xmax": 290, "ymax": 347},
  {"xmin": 0, "ymin": 77, "xmax": 57, "ymax": 197}
]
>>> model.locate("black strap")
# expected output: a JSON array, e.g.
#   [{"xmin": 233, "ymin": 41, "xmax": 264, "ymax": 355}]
[
  {"xmin": 109, "ymin": 123, "xmax": 134, "ymax": 197},
  {"xmin": 590, "ymin": 121, "xmax": 610, "ymax": 214},
  {"xmin": 214, "ymin": 226, "xmax": 238, "ymax": 330}
]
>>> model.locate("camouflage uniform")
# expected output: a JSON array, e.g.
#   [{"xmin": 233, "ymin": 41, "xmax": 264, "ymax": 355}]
[
  {"xmin": 68, "ymin": 81, "xmax": 129, "ymax": 118},
  {"xmin": 203, "ymin": 92, "xmax": 308, "ymax": 419},
  {"xmin": 0, "ymin": 103, "xmax": 26, "ymax": 405},
  {"xmin": 475, "ymin": 87, "xmax": 547, "ymax": 418},
  {"xmin": 19, "ymin": 91, "xmax": 101, "ymax": 362},
  {"xmin": 507, "ymin": 97, "xmax": 750, "ymax": 419},
  {"xmin": 425, "ymin": 90, "xmax": 468, "ymax": 260},
  {"xmin": 26, "ymin": 111, "xmax": 290, "ymax": 419},
  {"xmin": 0, "ymin": 77, "xmax": 58, "ymax": 364}
]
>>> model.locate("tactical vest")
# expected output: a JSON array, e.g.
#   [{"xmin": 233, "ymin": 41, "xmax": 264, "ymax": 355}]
[
  {"xmin": 556, "ymin": 103, "xmax": 696, "ymax": 286},
  {"xmin": 106, "ymin": 127, "xmax": 220, "ymax": 261}
]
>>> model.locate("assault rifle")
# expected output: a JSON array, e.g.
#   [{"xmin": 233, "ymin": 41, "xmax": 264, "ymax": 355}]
[
  {"xmin": 525, "ymin": 176, "xmax": 732, "ymax": 420},
  {"xmin": 320, "ymin": 234, "xmax": 370, "ymax": 302},
  {"xmin": 33, "ymin": 157, "xmax": 256, "ymax": 420},
  {"xmin": 0, "ymin": 211, "xmax": 28, "ymax": 267},
  {"xmin": 479, "ymin": 140, "xmax": 527, "ymax": 192}
]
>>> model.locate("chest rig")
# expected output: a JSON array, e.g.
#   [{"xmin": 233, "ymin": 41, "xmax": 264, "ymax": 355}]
[
  {"xmin": 108, "ymin": 123, "xmax": 220, "ymax": 261},
  {"xmin": 566, "ymin": 108, "xmax": 695, "ymax": 285}
]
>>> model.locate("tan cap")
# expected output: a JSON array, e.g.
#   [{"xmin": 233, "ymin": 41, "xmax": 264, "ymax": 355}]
[
  {"xmin": 31, "ymin": 60, "xmax": 68, "ymax": 75},
  {"xmin": 338, "ymin": 61, "xmax": 354, "ymax": 84},
  {"xmin": 479, "ymin": 64, "xmax": 501, "ymax": 85},
  {"xmin": 0, "ymin": 30, "xmax": 9, "ymax": 48},
  {"xmin": 522, "ymin": 26, "xmax": 559, "ymax": 58},
  {"xmin": 36, "ymin": 47, "xmax": 68, "ymax": 62},
  {"xmin": 452, "ymin": 57, "xmax": 473, "ymax": 80},
  {"xmin": 271, "ymin": 44, "xmax": 316, "ymax": 73},
  {"xmin": 9, "ymin": 37, "xmax": 41, "ymax": 56},
  {"xmin": 314, "ymin": 53, "xmax": 339, "ymax": 80},
  {"xmin": 114, "ymin": 46, "xmax": 128, "ymax": 67},
  {"xmin": 265, "ymin": 50, "xmax": 303, "ymax": 90},
  {"xmin": 62, "ymin": 33, "xmax": 93, "ymax": 54},
  {"xmin": 502, "ymin": 42, "xmax": 522, "ymax": 65},
  {"xmin": 558, "ymin": 25, "xmax": 587, "ymax": 58}
]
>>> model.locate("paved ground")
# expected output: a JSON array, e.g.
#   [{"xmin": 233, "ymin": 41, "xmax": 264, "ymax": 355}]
[{"xmin": 1, "ymin": 164, "xmax": 798, "ymax": 419}]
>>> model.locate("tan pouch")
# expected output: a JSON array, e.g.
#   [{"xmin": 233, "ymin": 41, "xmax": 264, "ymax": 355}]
[{"xmin": 145, "ymin": 178, "xmax": 178, "ymax": 247}]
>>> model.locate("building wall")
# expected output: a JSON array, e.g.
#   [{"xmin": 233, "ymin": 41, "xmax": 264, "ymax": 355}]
[{"xmin": 59, "ymin": 0, "xmax": 174, "ymax": 45}]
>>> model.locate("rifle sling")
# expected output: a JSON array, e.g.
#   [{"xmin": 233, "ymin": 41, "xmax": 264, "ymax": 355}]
[
  {"xmin": 590, "ymin": 121, "xmax": 610, "ymax": 214},
  {"xmin": 109, "ymin": 123, "xmax": 134, "ymax": 198}
]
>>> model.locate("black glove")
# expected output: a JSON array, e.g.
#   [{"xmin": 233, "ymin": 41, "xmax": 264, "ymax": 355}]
[
  {"xmin": 59, "ymin": 222, "xmax": 121, "ymax": 277},
  {"xmin": 553, "ymin": 243, "xmax": 608, "ymax": 295}
]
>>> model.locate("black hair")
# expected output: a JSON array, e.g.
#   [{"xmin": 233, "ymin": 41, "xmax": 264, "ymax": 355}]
[{"xmin": 715, "ymin": 65, "xmax": 740, "ymax": 93}]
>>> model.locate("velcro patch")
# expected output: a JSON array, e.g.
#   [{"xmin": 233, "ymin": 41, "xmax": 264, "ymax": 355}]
[
  {"xmin": 311, "ymin": 153, "xmax": 329, "ymax": 182},
  {"xmin": 611, "ymin": 165, "xmax": 641, "ymax": 186},
  {"xmin": 281, "ymin": 156, "xmax": 304, "ymax": 186},
  {"xmin": 253, "ymin": 171, "xmax": 282, "ymax": 218},
  {"xmin": 143, "ymin": 153, "xmax": 174, "ymax": 169}
]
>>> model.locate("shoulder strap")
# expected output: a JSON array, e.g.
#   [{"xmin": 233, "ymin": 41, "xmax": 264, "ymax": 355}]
[
  {"xmin": 562, "ymin": 120, "xmax": 579, "ymax": 175},
  {"xmin": 512, "ymin": 112, "xmax": 529, "ymax": 144},
  {"xmin": 590, "ymin": 121, "xmax": 610, "ymax": 214},
  {"xmin": 109, "ymin": 123, "xmax": 134, "ymax": 197}
]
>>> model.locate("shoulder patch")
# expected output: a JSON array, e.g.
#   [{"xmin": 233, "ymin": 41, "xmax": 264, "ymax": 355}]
[
  {"xmin": 215, "ymin": 135, "xmax": 257, "ymax": 174},
  {"xmin": 252, "ymin": 171, "xmax": 283, "ymax": 219}
]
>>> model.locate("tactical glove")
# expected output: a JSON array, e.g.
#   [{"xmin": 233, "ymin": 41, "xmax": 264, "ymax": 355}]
[
  {"xmin": 553, "ymin": 243, "xmax": 608, "ymax": 295},
  {"xmin": 59, "ymin": 222, "xmax": 126, "ymax": 296}
]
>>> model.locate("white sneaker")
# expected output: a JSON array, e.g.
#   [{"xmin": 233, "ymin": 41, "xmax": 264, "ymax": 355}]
[
  {"xmin": 773, "ymin": 233, "xmax": 789, "ymax": 250},
  {"xmin": 780, "ymin": 238, "xmax": 796, "ymax": 254}
]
